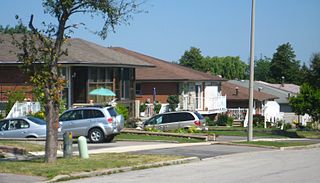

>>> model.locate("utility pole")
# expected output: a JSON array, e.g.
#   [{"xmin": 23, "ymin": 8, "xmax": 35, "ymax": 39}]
[{"xmin": 248, "ymin": 0, "xmax": 255, "ymax": 141}]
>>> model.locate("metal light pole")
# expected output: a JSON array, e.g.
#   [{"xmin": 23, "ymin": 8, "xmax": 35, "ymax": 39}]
[{"xmin": 248, "ymin": 0, "xmax": 255, "ymax": 141}]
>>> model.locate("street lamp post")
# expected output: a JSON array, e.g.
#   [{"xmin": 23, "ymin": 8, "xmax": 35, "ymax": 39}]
[{"xmin": 248, "ymin": 0, "xmax": 255, "ymax": 141}]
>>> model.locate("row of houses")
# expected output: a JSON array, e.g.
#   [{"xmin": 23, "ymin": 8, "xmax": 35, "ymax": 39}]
[{"xmin": 0, "ymin": 33, "xmax": 303, "ymax": 124}]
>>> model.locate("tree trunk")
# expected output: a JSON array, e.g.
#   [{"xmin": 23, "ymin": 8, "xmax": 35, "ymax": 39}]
[{"xmin": 45, "ymin": 100, "xmax": 60, "ymax": 163}]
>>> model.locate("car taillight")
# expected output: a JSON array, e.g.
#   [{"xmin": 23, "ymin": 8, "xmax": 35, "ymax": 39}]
[
  {"xmin": 194, "ymin": 120, "xmax": 201, "ymax": 126},
  {"xmin": 107, "ymin": 118, "xmax": 113, "ymax": 123}
]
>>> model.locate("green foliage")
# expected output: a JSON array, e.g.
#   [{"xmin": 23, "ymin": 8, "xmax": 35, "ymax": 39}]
[
  {"xmin": 307, "ymin": 53, "xmax": 320, "ymax": 88},
  {"xmin": 205, "ymin": 117, "xmax": 215, "ymax": 126},
  {"xmin": 290, "ymin": 83, "xmax": 320, "ymax": 122},
  {"xmin": 216, "ymin": 114, "xmax": 234, "ymax": 126},
  {"xmin": 0, "ymin": 114, "xmax": 3, "ymax": 120},
  {"xmin": 116, "ymin": 103, "xmax": 129, "ymax": 120},
  {"xmin": 253, "ymin": 114, "xmax": 265, "ymax": 128},
  {"xmin": 28, "ymin": 111, "xmax": 46, "ymax": 120},
  {"xmin": 167, "ymin": 95, "xmax": 179, "ymax": 111},
  {"xmin": 139, "ymin": 103, "xmax": 147, "ymax": 112},
  {"xmin": 178, "ymin": 47, "xmax": 248, "ymax": 79},
  {"xmin": 144, "ymin": 127, "xmax": 162, "ymax": 132},
  {"xmin": 179, "ymin": 47, "xmax": 205, "ymax": 71},
  {"xmin": 254, "ymin": 57, "xmax": 271, "ymax": 81},
  {"xmin": 0, "ymin": 23, "xmax": 29, "ymax": 34},
  {"xmin": 172, "ymin": 126, "xmax": 201, "ymax": 134},
  {"xmin": 270, "ymin": 43, "xmax": 302, "ymax": 84},
  {"xmin": 5, "ymin": 91, "xmax": 26, "ymax": 115},
  {"xmin": 154, "ymin": 102, "xmax": 162, "ymax": 114}
]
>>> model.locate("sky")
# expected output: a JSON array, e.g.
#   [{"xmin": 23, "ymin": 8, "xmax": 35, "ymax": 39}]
[{"xmin": 1, "ymin": 0, "xmax": 320, "ymax": 64}]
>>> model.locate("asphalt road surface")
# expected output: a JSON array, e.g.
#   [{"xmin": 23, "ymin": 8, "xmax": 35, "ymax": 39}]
[
  {"xmin": 132, "ymin": 144, "xmax": 268, "ymax": 159},
  {"xmin": 63, "ymin": 148, "xmax": 320, "ymax": 183}
]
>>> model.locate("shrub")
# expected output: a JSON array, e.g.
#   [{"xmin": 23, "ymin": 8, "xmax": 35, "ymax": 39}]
[
  {"xmin": 253, "ymin": 114, "xmax": 265, "ymax": 128},
  {"xmin": 116, "ymin": 103, "xmax": 129, "ymax": 120},
  {"xmin": 205, "ymin": 117, "xmax": 215, "ymax": 126},
  {"xmin": 216, "ymin": 113, "xmax": 234, "ymax": 126},
  {"xmin": 167, "ymin": 95, "xmax": 179, "ymax": 111},
  {"xmin": 139, "ymin": 103, "xmax": 147, "ymax": 112},
  {"xmin": 154, "ymin": 102, "xmax": 162, "ymax": 114},
  {"xmin": 29, "ymin": 111, "xmax": 46, "ymax": 120},
  {"xmin": 283, "ymin": 123, "xmax": 292, "ymax": 130},
  {"xmin": 5, "ymin": 91, "xmax": 26, "ymax": 115}
]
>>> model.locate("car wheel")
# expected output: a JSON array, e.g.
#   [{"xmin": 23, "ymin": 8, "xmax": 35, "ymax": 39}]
[
  {"xmin": 88, "ymin": 128, "xmax": 105, "ymax": 143},
  {"xmin": 105, "ymin": 134, "xmax": 115, "ymax": 143}
]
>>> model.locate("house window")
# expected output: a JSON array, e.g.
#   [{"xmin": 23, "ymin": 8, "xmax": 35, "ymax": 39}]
[
  {"xmin": 88, "ymin": 67, "xmax": 114, "ymax": 103},
  {"xmin": 136, "ymin": 83, "xmax": 141, "ymax": 96}
]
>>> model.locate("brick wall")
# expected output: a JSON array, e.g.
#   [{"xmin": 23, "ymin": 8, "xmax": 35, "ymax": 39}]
[{"xmin": 136, "ymin": 82, "xmax": 179, "ymax": 103}]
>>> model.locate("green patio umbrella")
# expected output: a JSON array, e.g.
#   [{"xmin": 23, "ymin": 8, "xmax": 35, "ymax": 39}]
[{"xmin": 89, "ymin": 88, "xmax": 116, "ymax": 97}]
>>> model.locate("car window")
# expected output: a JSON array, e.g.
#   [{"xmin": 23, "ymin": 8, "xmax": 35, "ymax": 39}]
[
  {"xmin": 194, "ymin": 112, "xmax": 204, "ymax": 120},
  {"xmin": 83, "ymin": 109, "xmax": 104, "ymax": 119},
  {"xmin": 145, "ymin": 115, "xmax": 163, "ymax": 125},
  {"xmin": 0, "ymin": 120, "xmax": 8, "ymax": 131},
  {"xmin": 60, "ymin": 110, "xmax": 83, "ymax": 121},
  {"xmin": 106, "ymin": 107, "xmax": 118, "ymax": 117},
  {"xmin": 27, "ymin": 117, "xmax": 46, "ymax": 125},
  {"xmin": 162, "ymin": 113, "xmax": 177, "ymax": 123},
  {"xmin": 8, "ymin": 119, "xmax": 23, "ymax": 131},
  {"xmin": 179, "ymin": 113, "xmax": 195, "ymax": 121},
  {"xmin": 16, "ymin": 120, "xmax": 30, "ymax": 129}
]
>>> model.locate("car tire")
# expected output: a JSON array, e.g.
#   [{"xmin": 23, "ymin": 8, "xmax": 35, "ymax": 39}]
[
  {"xmin": 105, "ymin": 134, "xmax": 115, "ymax": 143},
  {"xmin": 88, "ymin": 128, "xmax": 105, "ymax": 143}
]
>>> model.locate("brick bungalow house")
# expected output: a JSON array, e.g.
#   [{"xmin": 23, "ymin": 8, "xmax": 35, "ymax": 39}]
[
  {"xmin": 0, "ymin": 33, "xmax": 153, "ymax": 116},
  {"xmin": 110, "ymin": 47, "xmax": 227, "ymax": 116}
]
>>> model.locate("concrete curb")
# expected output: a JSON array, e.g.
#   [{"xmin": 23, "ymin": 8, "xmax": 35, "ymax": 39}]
[
  {"xmin": 212, "ymin": 141, "xmax": 320, "ymax": 150},
  {"xmin": 45, "ymin": 157, "xmax": 200, "ymax": 182}
]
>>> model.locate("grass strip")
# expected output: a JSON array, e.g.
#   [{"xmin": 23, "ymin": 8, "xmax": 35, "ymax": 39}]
[
  {"xmin": 116, "ymin": 133, "xmax": 204, "ymax": 143},
  {"xmin": 0, "ymin": 141, "xmax": 45, "ymax": 152},
  {"xmin": 234, "ymin": 141, "xmax": 317, "ymax": 147},
  {"xmin": 0, "ymin": 153, "xmax": 183, "ymax": 178}
]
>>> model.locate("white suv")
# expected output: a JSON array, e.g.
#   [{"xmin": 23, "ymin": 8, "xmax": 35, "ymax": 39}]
[{"xmin": 59, "ymin": 106, "xmax": 124, "ymax": 143}]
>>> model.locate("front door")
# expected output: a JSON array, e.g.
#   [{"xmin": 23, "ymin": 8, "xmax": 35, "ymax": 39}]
[{"xmin": 72, "ymin": 67, "xmax": 88, "ymax": 104}]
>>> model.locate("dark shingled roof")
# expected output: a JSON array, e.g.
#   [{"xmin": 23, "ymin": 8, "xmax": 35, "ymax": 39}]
[
  {"xmin": 222, "ymin": 82, "xmax": 278, "ymax": 101},
  {"xmin": 110, "ymin": 47, "xmax": 227, "ymax": 82},
  {"xmin": 0, "ymin": 33, "xmax": 153, "ymax": 67}
]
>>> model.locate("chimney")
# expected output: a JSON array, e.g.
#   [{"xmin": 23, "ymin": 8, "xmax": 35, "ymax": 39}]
[{"xmin": 235, "ymin": 87, "xmax": 239, "ymax": 95}]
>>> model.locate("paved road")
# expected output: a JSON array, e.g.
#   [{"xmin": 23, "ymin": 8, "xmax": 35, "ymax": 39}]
[
  {"xmin": 133, "ymin": 144, "xmax": 267, "ymax": 159},
  {"xmin": 63, "ymin": 148, "xmax": 320, "ymax": 183}
]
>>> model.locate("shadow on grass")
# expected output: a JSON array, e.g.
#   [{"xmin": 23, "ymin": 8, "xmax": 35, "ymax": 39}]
[{"xmin": 271, "ymin": 130, "xmax": 300, "ymax": 138}]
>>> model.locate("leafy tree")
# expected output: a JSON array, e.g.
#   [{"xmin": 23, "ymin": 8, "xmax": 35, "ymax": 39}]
[
  {"xmin": 167, "ymin": 95, "xmax": 179, "ymax": 111},
  {"xmin": 12, "ymin": 0, "xmax": 142, "ymax": 163},
  {"xmin": 270, "ymin": 43, "xmax": 301, "ymax": 84},
  {"xmin": 254, "ymin": 56, "xmax": 271, "ymax": 82},
  {"xmin": 307, "ymin": 53, "xmax": 320, "ymax": 88},
  {"xmin": 205, "ymin": 56, "xmax": 248, "ymax": 79},
  {"xmin": 290, "ymin": 84, "xmax": 320, "ymax": 123},
  {"xmin": 0, "ymin": 23, "xmax": 29, "ymax": 34},
  {"xmin": 179, "ymin": 47, "xmax": 206, "ymax": 71}
]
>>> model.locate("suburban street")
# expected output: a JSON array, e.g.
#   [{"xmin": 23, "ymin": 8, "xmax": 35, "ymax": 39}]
[{"xmin": 63, "ymin": 148, "xmax": 320, "ymax": 183}]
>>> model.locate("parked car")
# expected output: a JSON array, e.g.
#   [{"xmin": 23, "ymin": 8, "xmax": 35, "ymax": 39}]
[
  {"xmin": 59, "ymin": 106, "xmax": 124, "ymax": 143},
  {"xmin": 142, "ymin": 111, "xmax": 205, "ymax": 131},
  {"xmin": 0, "ymin": 116, "xmax": 46, "ymax": 138}
]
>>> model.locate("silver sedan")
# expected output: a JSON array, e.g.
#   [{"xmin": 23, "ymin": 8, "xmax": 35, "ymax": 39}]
[{"xmin": 0, "ymin": 116, "xmax": 46, "ymax": 138}]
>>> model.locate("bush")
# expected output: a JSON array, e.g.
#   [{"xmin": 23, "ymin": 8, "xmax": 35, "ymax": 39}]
[
  {"xmin": 205, "ymin": 117, "xmax": 215, "ymax": 126},
  {"xmin": 6, "ymin": 91, "xmax": 26, "ymax": 115},
  {"xmin": 216, "ymin": 114, "xmax": 234, "ymax": 126},
  {"xmin": 29, "ymin": 111, "xmax": 46, "ymax": 120},
  {"xmin": 283, "ymin": 123, "xmax": 292, "ymax": 130},
  {"xmin": 116, "ymin": 103, "xmax": 129, "ymax": 120},
  {"xmin": 154, "ymin": 102, "xmax": 161, "ymax": 114},
  {"xmin": 253, "ymin": 114, "xmax": 265, "ymax": 128},
  {"xmin": 167, "ymin": 95, "xmax": 179, "ymax": 111},
  {"xmin": 139, "ymin": 103, "xmax": 147, "ymax": 113}
]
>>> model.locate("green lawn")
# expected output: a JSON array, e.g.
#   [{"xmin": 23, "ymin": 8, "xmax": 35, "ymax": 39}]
[
  {"xmin": 116, "ymin": 133, "xmax": 204, "ymax": 143},
  {"xmin": 0, "ymin": 153, "xmax": 183, "ymax": 179},
  {"xmin": 0, "ymin": 141, "xmax": 45, "ymax": 152},
  {"xmin": 206, "ymin": 130, "xmax": 288, "ymax": 138},
  {"xmin": 296, "ymin": 131, "xmax": 320, "ymax": 139},
  {"xmin": 234, "ymin": 141, "xmax": 317, "ymax": 147}
]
